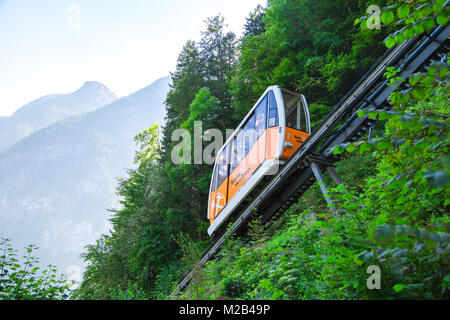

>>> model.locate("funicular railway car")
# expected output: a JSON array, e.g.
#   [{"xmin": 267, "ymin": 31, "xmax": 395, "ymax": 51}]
[{"xmin": 208, "ymin": 85, "xmax": 311, "ymax": 236}]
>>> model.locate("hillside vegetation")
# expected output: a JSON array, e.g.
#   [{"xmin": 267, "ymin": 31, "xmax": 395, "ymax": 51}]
[{"xmin": 2, "ymin": 0, "xmax": 447, "ymax": 300}]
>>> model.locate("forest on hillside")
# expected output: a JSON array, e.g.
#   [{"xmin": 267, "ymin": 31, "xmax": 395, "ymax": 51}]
[{"xmin": 1, "ymin": 0, "xmax": 448, "ymax": 300}]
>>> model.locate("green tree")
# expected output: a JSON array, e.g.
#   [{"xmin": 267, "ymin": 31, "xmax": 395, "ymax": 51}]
[
  {"xmin": 162, "ymin": 40, "xmax": 204, "ymax": 162},
  {"xmin": 199, "ymin": 15, "xmax": 236, "ymax": 112},
  {"xmin": 243, "ymin": 4, "xmax": 267, "ymax": 37}
]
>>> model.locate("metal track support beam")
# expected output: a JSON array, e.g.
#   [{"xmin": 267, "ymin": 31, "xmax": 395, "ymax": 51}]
[
  {"xmin": 326, "ymin": 166, "xmax": 343, "ymax": 186},
  {"xmin": 310, "ymin": 162, "xmax": 334, "ymax": 207}
]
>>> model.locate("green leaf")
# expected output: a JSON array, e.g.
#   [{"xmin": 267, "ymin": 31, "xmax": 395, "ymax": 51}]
[
  {"xmin": 378, "ymin": 111, "xmax": 391, "ymax": 121},
  {"xmin": 423, "ymin": 19, "xmax": 435, "ymax": 31},
  {"xmin": 393, "ymin": 284, "xmax": 405, "ymax": 292},
  {"xmin": 408, "ymin": 73, "xmax": 423, "ymax": 86},
  {"xmin": 394, "ymin": 33, "xmax": 405, "ymax": 44},
  {"xmin": 368, "ymin": 111, "xmax": 378, "ymax": 120},
  {"xmin": 397, "ymin": 6, "xmax": 410, "ymax": 19},
  {"xmin": 433, "ymin": 1, "xmax": 444, "ymax": 13},
  {"xmin": 413, "ymin": 22, "xmax": 425, "ymax": 35},
  {"xmin": 346, "ymin": 143, "xmax": 357, "ymax": 153},
  {"xmin": 359, "ymin": 142, "xmax": 372, "ymax": 154},
  {"xmin": 333, "ymin": 145, "xmax": 344, "ymax": 155},
  {"xmin": 405, "ymin": 17, "xmax": 415, "ymax": 26},
  {"xmin": 414, "ymin": 9, "xmax": 424, "ymax": 20},
  {"xmin": 403, "ymin": 28, "xmax": 415, "ymax": 40},
  {"xmin": 436, "ymin": 14, "xmax": 449, "ymax": 26},
  {"xmin": 381, "ymin": 11, "xmax": 395, "ymax": 24},
  {"xmin": 385, "ymin": 37, "xmax": 396, "ymax": 48},
  {"xmin": 333, "ymin": 143, "xmax": 350, "ymax": 155}
]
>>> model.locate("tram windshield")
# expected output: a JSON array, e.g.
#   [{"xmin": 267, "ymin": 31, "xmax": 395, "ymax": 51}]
[{"xmin": 281, "ymin": 88, "xmax": 310, "ymax": 133}]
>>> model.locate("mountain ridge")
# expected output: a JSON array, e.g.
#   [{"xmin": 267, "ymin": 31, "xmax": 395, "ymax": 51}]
[
  {"xmin": 0, "ymin": 81, "xmax": 118, "ymax": 153},
  {"xmin": 0, "ymin": 76, "xmax": 171, "ymax": 274}
]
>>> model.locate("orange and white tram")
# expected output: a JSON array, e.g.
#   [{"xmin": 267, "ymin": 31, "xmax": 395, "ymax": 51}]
[{"xmin": 207, "ymin": 85, "xmax": 311, "ymax": 236}]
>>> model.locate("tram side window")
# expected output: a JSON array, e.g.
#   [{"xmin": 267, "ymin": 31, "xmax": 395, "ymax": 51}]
[
  {"xmin": 255, "ymin": 95, "xmax": 267, "ymax": 138},
  {"xmin": 231, "ymin": 136, "xmax": 241, "ymax": 173},
  {"xmin": 231, "ymin": 112, "xmax": 257, "ymax": 173},
  {"xmin": 268, "ymin": 91, "xmax": 279, "ymax": 127},
  {"xmin": 243, "ymin": 114, "xmax": 256, "ymax": 156},
  {"xmin": 216, "ymin": 147, "xmax": 229, "ymax": 189},
  {"xmin": 211, "ymin": 164, "xmax": 218, "ymax": 191}
]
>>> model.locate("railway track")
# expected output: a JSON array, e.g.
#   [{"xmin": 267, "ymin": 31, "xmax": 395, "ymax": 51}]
[{"xmin": 177, "ymin": 23, "xmax": 450, "ymax": 292}]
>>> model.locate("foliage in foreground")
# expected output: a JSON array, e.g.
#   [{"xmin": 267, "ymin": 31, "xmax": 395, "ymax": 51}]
[{"xmin": 0, "ymin": 238, "xmax": 70, "ymax": 300}]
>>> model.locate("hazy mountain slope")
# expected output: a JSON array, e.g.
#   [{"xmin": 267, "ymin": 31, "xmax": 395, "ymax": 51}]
[
  {"xmin": 0, "ymin": 76, "xmax": 170, "ymax": 275},
  {"xmin": 0, "ymin": 81, "xmax": 117, "ymax": 153}
]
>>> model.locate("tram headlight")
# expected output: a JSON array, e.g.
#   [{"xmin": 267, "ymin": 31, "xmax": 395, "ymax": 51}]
[{"xmin": 285, "ymin": 142, "xmax": 293, "ymax": 149}]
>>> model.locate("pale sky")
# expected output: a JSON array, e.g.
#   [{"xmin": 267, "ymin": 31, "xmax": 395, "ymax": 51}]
[{"xmin": 0, "ymin": 0, "xmax": 266, "ymax": 117}]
